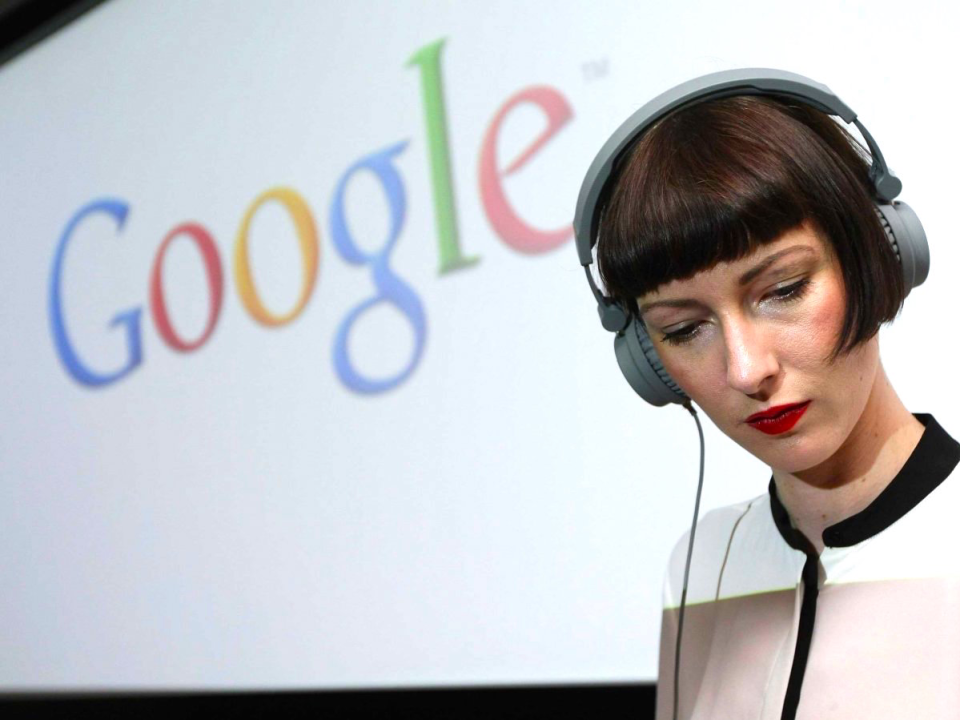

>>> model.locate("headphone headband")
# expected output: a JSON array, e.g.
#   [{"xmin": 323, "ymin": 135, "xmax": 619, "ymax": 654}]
[{"xmin": 573, "ymin": 68, "xmax": 902, "ymax": 268}]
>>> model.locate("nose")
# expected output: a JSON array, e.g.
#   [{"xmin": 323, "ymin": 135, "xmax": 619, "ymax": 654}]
[{"xmin": 723, "ymin": 315, "xmax": 780, "ymax": 397}]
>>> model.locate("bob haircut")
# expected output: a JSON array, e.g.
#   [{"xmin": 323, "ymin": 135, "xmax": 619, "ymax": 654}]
[{"xmin": 596, "ymin": 95, "xmax": 906, "ymax": 362}]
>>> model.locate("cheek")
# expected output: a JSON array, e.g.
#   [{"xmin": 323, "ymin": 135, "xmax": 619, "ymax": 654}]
[
  {"xmin": 783, "ymin": 282, "xmax": 846, "ymax": 367},
  {"xmin": 656, "ymin": 346, "xmax": 725, "ymax": 405}
]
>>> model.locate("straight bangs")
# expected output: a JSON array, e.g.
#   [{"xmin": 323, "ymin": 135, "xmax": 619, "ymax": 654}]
[{"xmin": 598, "ymin": 98, "xmax": 809, "ymax": 301}]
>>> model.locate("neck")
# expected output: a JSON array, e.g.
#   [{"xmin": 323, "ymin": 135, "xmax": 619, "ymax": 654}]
[{"xmin": 772, "ymin": 360, "xmax": 925, "ymax": 554}]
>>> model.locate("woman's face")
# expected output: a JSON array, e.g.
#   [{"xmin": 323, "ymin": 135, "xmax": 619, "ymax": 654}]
[{"xmin": 637, "ymin": 221, "xmax": 879, "ymax": 474}]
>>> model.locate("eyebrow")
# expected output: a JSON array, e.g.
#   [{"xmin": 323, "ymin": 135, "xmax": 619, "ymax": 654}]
[{"xmin": 638, "ymin": 245, "xmax": 817, "ymax": 315}]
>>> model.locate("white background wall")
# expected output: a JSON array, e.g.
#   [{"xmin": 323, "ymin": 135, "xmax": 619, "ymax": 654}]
[{"xmin": 1, "ymin": 0, "xmax": 957, "ymax": 689}]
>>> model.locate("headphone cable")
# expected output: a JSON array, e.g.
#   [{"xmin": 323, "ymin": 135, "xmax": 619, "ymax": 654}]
[{"xmin": 673, "ymin": 399, "xmax": 705, "ymax": 720}]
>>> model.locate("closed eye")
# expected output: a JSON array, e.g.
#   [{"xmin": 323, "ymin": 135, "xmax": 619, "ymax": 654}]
[
  {"xmin": 660, "ymin": 322, "xmax": 702, "ymax": 346},
  {"xmin": 659, "ymin": 278, "xmax": 811, "ymax": 346}
]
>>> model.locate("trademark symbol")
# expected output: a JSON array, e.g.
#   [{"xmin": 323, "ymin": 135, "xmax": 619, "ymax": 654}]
[{"xmin": 581, "ymin": 58, "xmax": 609, "ymax": 82}]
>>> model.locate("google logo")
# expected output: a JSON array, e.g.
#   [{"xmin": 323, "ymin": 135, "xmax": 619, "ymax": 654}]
[{"xmin": 48, "ymin": 39, "xmax": 574, "ymax": 394}]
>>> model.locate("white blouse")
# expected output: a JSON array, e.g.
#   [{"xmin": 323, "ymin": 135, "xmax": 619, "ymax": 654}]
[{"xmin": 657, "ymin": 414, "xmax": 960, "ymax": 720}]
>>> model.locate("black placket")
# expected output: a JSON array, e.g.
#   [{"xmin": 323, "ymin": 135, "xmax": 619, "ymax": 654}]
[
  {"xmin": 780, "ymin": 552, "xmax": 818, "ymax": 720},
  {"xmin": 768, "ymin": 485, "xmax": 819, "ymax": 720},
  {"xmin": 767, "ymin": 413, "xmax": 960, "ymax": 720}
]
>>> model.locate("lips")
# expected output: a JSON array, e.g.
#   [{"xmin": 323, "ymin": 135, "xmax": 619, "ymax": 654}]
[
  {"xmin": 745, "ymin": 401, "xmax": 811, "ymax": 435},
  {"xmin": 745, "ymin": 401, "xmax": 811, "ymax": 423}
]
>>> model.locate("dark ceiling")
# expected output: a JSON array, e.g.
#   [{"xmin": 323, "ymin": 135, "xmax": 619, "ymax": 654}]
[{"xmin": 0, "ymin": 0, "xmax": 105, "ymax": 67}]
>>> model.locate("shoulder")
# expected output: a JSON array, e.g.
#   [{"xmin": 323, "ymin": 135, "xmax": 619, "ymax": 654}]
[{"xmin": 662, "ymin": 494, "xmax": 769, "ymax": 609}]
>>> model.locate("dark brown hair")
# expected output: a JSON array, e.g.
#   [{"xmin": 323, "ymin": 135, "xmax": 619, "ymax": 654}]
[{"xmin": 596, "ymin": 95, "xmax": 905, "ymax": 360}]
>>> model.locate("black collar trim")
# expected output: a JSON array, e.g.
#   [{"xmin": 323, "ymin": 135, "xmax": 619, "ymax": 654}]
[{"xmin": 769, "ymin": 414, "xmax": 960, "ymax": 551}]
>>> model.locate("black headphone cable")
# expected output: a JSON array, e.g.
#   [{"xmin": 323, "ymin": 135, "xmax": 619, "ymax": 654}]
[{"xmin": 672, "ymin": 399, "xmax": 705, "ymax": 720}]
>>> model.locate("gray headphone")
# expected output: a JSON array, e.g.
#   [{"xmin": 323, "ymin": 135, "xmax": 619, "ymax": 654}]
[{"xmin": 573, "ymin": 68, "xmax": 930, "ymax": 406}]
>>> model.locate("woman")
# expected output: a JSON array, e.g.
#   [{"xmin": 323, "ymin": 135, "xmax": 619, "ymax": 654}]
[{"xmin": 575, "ymin": 71, "xmax": 960, "ymax": 719}]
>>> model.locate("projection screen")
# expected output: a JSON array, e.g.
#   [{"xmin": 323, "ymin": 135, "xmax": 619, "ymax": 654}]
[{"xmin": 1, "ymin": 0, "xmax": 957, "ymax": 690}]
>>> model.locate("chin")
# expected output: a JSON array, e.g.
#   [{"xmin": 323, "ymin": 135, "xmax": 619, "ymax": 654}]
[
  {"xmin": 756, "ymin": 432, "xmax": 841, "ymax": 475},
  {"xmin": 728, "ymin": 425, "xmax": 830, "ymax": 474}
]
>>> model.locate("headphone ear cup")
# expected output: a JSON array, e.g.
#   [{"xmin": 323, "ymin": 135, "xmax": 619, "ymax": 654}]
[
  {"xmin": 875, "ymin": 201, "xmax": 929, "ymax": 294},
  {"xmin": 613, "ymin": 316, "xmax": 689, "ymax": 406}
]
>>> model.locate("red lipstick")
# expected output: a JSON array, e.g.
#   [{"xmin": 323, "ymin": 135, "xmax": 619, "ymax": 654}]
[{"xmin": 745, "ymin": 401, "xmax": 811, "ymax": 435}]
